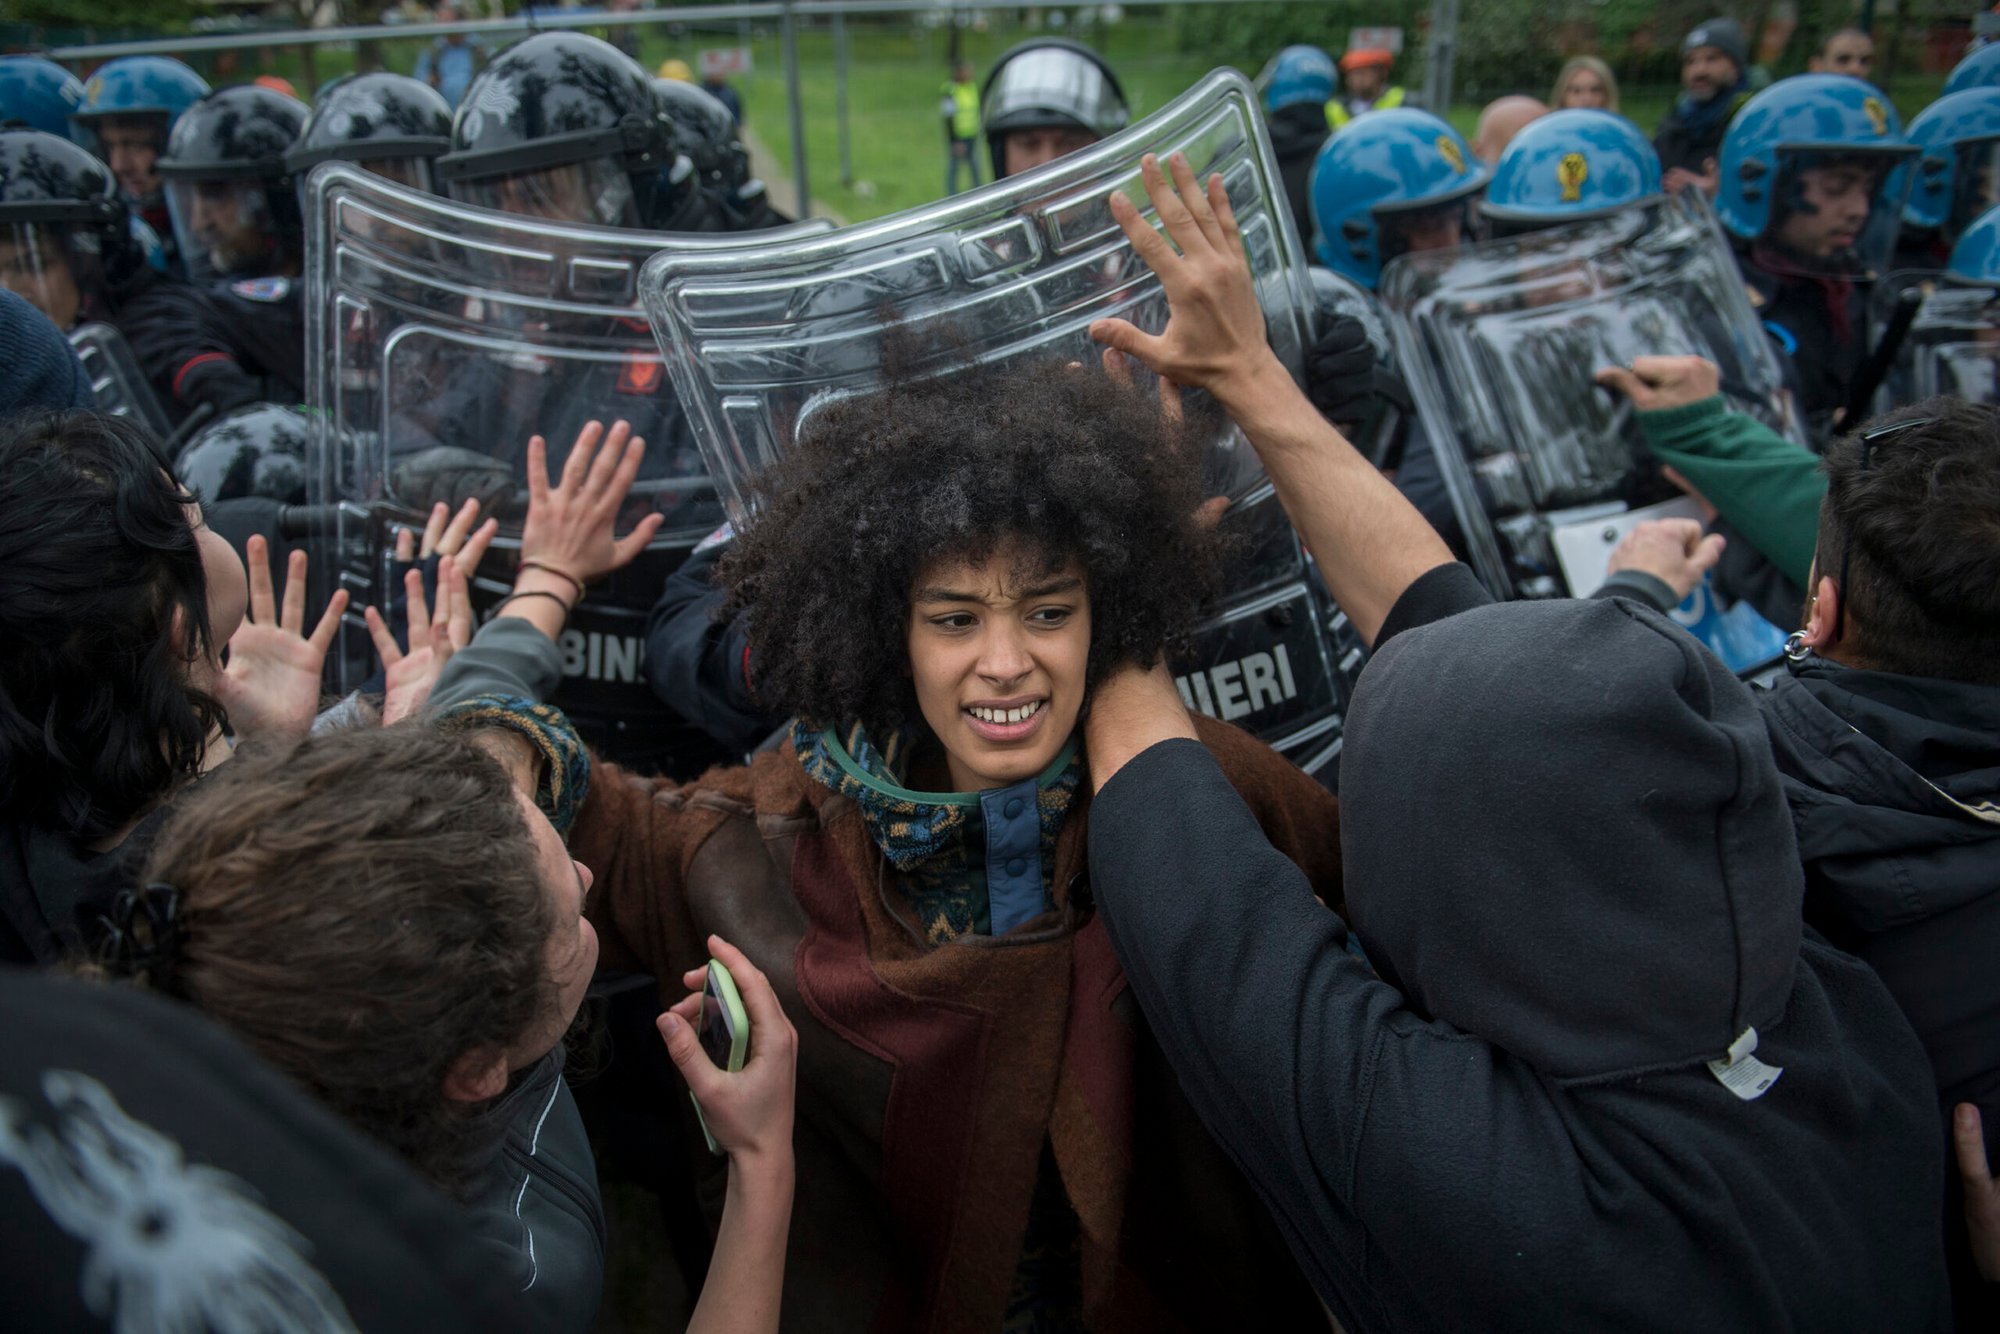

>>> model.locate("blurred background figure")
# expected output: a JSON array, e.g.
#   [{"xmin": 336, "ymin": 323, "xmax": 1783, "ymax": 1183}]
[
  {"xmin": 1328, "ymin": 46, "xmax": 1406, "ymax": 130},
  {"xmin": 415, "ymin": 2, "xmax": 488, "ymax": 107},
  {"xmin": 941, "ymin": 58, "xmax": 981, "ymax": 195},
  {"xmin": 1655, "ymin": 17, "xmax": 1752, "ymax": 197},
  {"xmin": 701, "ymin": 66, "xmax": 743, "ymax": 126},
  {"xmin": 1259, "ymin": 44, "xmax": 1336, "ymax": 248},
  {"xmin": 1808, "ymin": 27, "xmax": 1875, "ymax": 80},
  {"xmin": 1550, "ymin": 55, "xmax": 1619, "ymax": 114},
  {"xmin": 1472, "ymin": 94, "xmax": 1548, "ymax": 165}
]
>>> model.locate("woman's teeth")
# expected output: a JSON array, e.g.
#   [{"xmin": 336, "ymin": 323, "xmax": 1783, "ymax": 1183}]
[{"xmin": 969, "ymin": 701, "xmax": 1042, "ymax": 725}]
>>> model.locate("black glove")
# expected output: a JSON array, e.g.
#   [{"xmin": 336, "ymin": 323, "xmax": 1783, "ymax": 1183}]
[
  {"xmin": 1304, "ymin": 316, "xmax": 1378, "ymax": 423},
  {"xmin": 389, "ymin": 446, "xmax": 520, "ymax": 515}
]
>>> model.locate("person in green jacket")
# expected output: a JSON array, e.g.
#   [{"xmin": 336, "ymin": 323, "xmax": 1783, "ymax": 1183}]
[
  {"xmin": 941, "ymin": 60, "xmax": 981, "ymax": 195},
  {"xmin": 1597, "ymin": 354, "xmax": 1826, "ymax": 590}
]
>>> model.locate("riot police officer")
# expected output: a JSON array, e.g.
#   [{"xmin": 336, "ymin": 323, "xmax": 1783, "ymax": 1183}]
[
  {"xmin": 1258, "ymin": 45, "xmax": 1336, "ymax": 250},
  {"xmin": 0, "ymin": 56, "xmax": 85, "ymax": 139},
  {"xmin": 0, "ymin": 129, "xmax": 163, "ymax": 333},
  {"xmin": 1943, "ymin": 40, "xmax": 2000, "ymax": 95},
  {"xmin": 1306, "ymin": 109, "xmax": 1486, "ymax": 543},
  {"xmin": 1714, "ymin": 74, "xmax": 1916, "ymax": 433},
  {"xmin": 652, "ymin": 76, "xmax": 791, "ymax": 230},
  {"xmin": 156, "ymin": 82, "xmax": 308, "ymax": 285},
  {"xmin": 980, "ymin": 38, "xmax": 1130, "ymax": 179},
  {"xmin": 434, "ymin": 31, "xmax": 702, "ymax": 231},
  {"xmin": 1893, "ymin": 86, "xmax": 2000, "ymax": 270},
  {"xmin": 1479, "ymin": 108, "xmax": 1665, "ymax": 236},
  {"xmin": 283, "ymin": 71, "xmax": 452, "ymax": 197},
  {"xmin": 67, "ymin": 56, "xmax": 209, "ymax": 275}
]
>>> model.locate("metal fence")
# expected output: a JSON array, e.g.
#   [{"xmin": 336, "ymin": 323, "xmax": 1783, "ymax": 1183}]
[{"xmin": 29, "ymin": 0, "xmax": 1462, "ymax": 226}]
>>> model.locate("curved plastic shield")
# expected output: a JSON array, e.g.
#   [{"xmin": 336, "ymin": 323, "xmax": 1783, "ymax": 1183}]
[
  {"xmin": 303, "ymin": 161, "xmax": 833, "ymax": 773},
  {"xmin": 68, "ymin": 322, "xmax": 172, "ymax": 445},
  {"xmin": 1381, "ymin": 193, "xmax": 1805, "ymax": 603},
  {"xmin": 638, "ymin": 69, "xmax": 1347, "ymax": 771},
  {"xmin": 1870, "ymin": 270, "xmax": 2000, "ymax": 409}
]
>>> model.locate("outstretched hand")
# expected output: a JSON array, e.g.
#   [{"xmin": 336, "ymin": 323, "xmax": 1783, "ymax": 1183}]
[
  {"xmin": 521, "ymin": 419, "xmax": 667, "ymax": 589},
  {"xmin": 215, "ymin": 536, "xmax": 348, "ymax": 745},
  {"xmin": 367, "ymin": 554, "xmax": 473, "ymax": 725},
  {"xmin": 658, "ymin": 935, "xmax": 798, "ymax": 1169},
  {"xmin": 1955, "ymin": 1103, "xmax": 2000, "ymax": 1282},
  {"xmin": 1089, "ymin": 153, "xmax": 1289, "ymax": 404}
]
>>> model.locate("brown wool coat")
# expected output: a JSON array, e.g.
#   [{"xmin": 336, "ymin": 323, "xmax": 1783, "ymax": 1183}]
[{"xmin": 570, "ymin": 714, "xmax": 1344, "ymax": 1333}]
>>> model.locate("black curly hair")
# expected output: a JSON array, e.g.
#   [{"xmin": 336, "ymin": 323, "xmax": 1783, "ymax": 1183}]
[{"xmin": 719, "ymin": 355, "xmax": 1228, "ymax": 736}]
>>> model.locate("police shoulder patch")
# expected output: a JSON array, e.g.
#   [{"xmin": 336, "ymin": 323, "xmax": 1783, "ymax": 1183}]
[{"xmin": 231, "ymin": 277, "xmax": 291, "ymax": 303}]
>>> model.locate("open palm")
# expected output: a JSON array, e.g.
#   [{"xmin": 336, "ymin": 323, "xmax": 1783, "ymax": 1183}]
[{"xmin": 215, "ymin": 536, "xmax": 348, "ymax": 744}]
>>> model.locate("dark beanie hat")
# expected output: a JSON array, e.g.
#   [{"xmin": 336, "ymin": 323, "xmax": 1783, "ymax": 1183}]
[
  {"xmin": 0, "ymin": 289, "xmax": 94, "ymax": 416},
  {"xmin": 1340, "ymin": 596, "xmax": 1803, "ymax": 1080},
  {"xmin": 1682, "ymin": 17, "xmax": 1750, "ymax": 72}
]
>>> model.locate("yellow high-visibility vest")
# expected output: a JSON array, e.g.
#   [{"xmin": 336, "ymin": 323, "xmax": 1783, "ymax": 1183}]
[
  {"xmin": 1326, "ymin": 85, "xmax": 1406, "ymax": 130},
  {"xmin": 943, "ymin": 80, "xmax": 980, "ymax": 140}
]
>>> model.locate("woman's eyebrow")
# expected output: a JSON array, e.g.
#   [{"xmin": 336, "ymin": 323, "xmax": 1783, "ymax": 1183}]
[{"xmin": 913, "ymin": 587, "xmax": 981, "ymax": 605}]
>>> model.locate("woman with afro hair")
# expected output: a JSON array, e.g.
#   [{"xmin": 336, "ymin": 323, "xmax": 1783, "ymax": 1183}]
[{"xmin": 432, "ymin": 352, "xmax": 1344, "ymax": 1332}]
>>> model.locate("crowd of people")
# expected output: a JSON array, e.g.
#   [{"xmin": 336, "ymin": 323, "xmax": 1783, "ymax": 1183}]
[{"xmin": 2, "ymin": 14, "xmax": 1998, "ymax": 1333}]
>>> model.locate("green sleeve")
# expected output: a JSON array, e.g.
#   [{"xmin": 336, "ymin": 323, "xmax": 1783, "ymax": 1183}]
[{"xmin": 1636, "ymin": 396, "xmax": 1826, "ymax": 588}]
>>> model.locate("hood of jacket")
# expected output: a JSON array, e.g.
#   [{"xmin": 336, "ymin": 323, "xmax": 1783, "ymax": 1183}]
[
  {"xmin": 1340, "ymin": 596, "xmax": 1804, "ymax": 1080},
  {"xmin": 1758, "ymin": 659, "xmax": 2000, "ymax": 934}
]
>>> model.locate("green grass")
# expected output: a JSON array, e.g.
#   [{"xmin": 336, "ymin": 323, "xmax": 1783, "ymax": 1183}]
[{"xmin": 255, "ymin": 20, "xmax": 1948, "ymax": 227}]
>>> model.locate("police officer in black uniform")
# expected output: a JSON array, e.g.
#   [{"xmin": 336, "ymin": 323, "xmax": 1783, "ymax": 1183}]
[
  {"xmin": 652, "ymin": 76, "xmax": 792, "ymax": 231},
  {"xmin": 124, "ymin": 84, "xmax": 311, "ymax": 425},
  {"xmin": 0, "ymin": 129, "xmax": 168, "ymax": 336}
]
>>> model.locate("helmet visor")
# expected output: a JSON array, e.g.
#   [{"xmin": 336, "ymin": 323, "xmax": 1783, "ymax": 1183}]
[
  {"xmin": 444, "ymin": 158, "xmax": 638, "ymax": 228},
  {"xmin": 0, "ymin": 221, "xmax": 97, "ymax": 329},
  {"xmin": 1378, "ymin": 197, "xmax": 1474, "ymax": 267},
  {"xmin": 983, "ymin": 47, "xmax": 1128, "ymax": 140},
  {"xmin": 1948, "ymin": 138, "xmax": 2000, "ymax": 247},
  {"xmin": 166, "ymin": 177, "xmax": 279, "ymax": 284},
  {"xmin": 1766, "ymin": 148, "xmax": 1911, "ymax": 275}
]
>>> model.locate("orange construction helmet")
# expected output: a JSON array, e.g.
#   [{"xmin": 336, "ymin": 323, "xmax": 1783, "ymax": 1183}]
[{"xmin": 1339, "ymin": 48, "xmax": 1395, "ymax": 73}]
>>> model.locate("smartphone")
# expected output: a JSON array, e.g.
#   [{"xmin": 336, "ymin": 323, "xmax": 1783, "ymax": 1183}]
[{"xmin": 691, "ymin": 958, "xmax": 749, "ymax": 1155}]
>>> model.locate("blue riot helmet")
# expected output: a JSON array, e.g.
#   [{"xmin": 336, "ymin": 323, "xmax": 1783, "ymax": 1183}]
[
  {"xmin": 1480, "ymin": 109, "xmax": 1663, "ymax": 236},
  {"xmin": 1307, "ymin": 108, "xmax": 1486, "ymax": 289},
  {"xmin": 285, "ymin": 72, "xmax": 452, "ymax": 204},
  {"xmin": 1715, "ymin": 74, "xmax": 1914, "ymax": 275},
  {"xmin": 1946, "ymin": 202, "xmax": 2000, "ymax": 285},
  {"xmin": 1943, "ymin": 42, "xmax": 2000, "ymax": 96},
  {"xmin": 68, "ymin": 57, "xmax": 209, "ymax": 208},
  {"xmin": 1900, "ymin": 87, "xmax": 2000, "ymax": 247},
  {"xmin": 1259, "ymin": 46, "xmax": 1337, "ymax": 115},
  {"xmin": 0, "ymin": 57, "xmax": 86, "ymax": 138}
]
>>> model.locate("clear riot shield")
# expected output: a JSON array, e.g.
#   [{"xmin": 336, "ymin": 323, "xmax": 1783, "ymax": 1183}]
[
  {"xmin": 303, "ymin": 161, "xmax": 834, "ymax": 775},
  {"xmin": 639, "ymin": 69, "xmax": 1348, "ymax": 776},
  {"xmin": 1382, "ymin": 193, "xmax": 1805, "ymax": 615},
  {"xmin": 68, "ymin": 322, "xmax": 173, "ymax": 445},
  {"xmin": 1870, "ymin": 271, "xmax": 2000, "ymax": 409}
]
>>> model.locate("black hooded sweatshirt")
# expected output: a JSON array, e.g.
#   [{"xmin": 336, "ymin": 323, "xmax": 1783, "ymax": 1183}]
[
  {"xmin": 1267, "ymin": 102, "xmax": 1331, "ymax": 256},
  {"xmin": 1088, "ymin": 594, "xmax": 1949, "ymax": 1331}
]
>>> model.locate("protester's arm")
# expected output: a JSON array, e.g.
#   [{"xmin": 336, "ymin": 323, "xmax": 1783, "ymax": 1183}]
[
  {"xmin": 1597, "ymin": 357, "xmax": 1826, "ymax": 588},
  {"xmin": 659, "ymin": 936, "xmax": 798, "ymax": 1334},
  {"xmin": 1083, "ymin": 685, "xmax": 1422, "ymax": 1273},
  {"xmin": 429, "ymin": 420, "xmax": 663, "ymax": 714},
  {"xmin": 642, "ymin": 538, "xmax": 776, "ymax": 754},
  {"xmin": 1089, "ymin": 153, "xmax": 1453, "ymax": 646}
]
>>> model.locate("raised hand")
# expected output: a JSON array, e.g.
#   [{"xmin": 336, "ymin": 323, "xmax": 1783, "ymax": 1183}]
[
  {"xmin": 1606, "ymin": 517, "xmax": 1727, "ymax": 603},
  {"xmin": 368, "ymin": 554, "xmax": 472, "ymax": 725},
  {"xmin": 521, "ymin": 419, "xmax": 668, "ymax": 590},
  {"xmin": 215, "ymin": 536, "xmax": 348, "ymax": 745},
  {"xmin": 1090, "ymin": 152, "xmax": 1287, "ymax": 404},
  {"xmin": 1594, "ymin": 356, "xmax": 1723, "ymax": 413}
]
